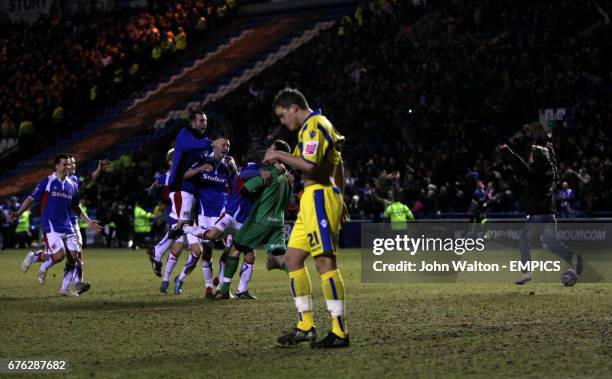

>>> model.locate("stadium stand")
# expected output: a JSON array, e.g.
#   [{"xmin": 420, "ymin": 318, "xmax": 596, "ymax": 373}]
[{"xmin": 1, "ymin": 0, "xmax": 611, "ymax": 249}]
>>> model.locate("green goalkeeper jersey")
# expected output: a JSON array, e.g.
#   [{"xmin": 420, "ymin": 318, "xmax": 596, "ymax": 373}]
[{"xmin": 242, "ymin": 165, "xmax": 291, "ymax": 227}]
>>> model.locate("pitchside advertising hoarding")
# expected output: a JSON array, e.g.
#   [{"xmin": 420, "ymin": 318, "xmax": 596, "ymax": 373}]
[{"xmin": 361, "ymin": 222, "xmax": 612, "ymax": 283}]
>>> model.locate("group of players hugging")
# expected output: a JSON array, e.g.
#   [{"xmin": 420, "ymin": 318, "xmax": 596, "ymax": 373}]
[
  {"xmin": 147, "ymin": 110, "xmax": 292, "ymax": 300},
  {"xmin": 12, "ymin": 88, "xmax": 350, "ymax": 348}
]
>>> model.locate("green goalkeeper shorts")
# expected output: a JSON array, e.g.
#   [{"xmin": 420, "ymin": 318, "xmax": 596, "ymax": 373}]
[{"xmin": 234, "ymin": 222, "xmax": 286, "ymax": 253}]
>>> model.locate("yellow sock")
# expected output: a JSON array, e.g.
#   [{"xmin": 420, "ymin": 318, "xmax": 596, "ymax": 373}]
[
  {"xmin": 321, "ymin": 269, "xmax": 348, "ymax": 338},
  {"xmin": 288, "ymin": 267, "xmax": 314, "ymax": 331}
]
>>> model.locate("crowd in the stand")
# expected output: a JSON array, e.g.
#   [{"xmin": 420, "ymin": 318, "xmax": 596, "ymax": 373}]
[
  {"xmin": 209, "ymin": 0, "xmax": 612, "ymax": 220},
  {"xmin": 0, "ymin": 0, "xmax": 236, "ymax": 154},
  {"xmin": 1, "ymin": 0, "xmax": 612, "ymax": 249}
]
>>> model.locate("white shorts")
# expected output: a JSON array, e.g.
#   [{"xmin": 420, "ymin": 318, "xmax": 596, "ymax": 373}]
[
  {"xmin": 198, "ymin": 215, "xmax": 217, "ymax": 229},
  {"xmin": 212, "ymin": 213, "xmax": 242, "ymax": 235},
  {"xmin": 45, "ymin": 232, "xmax": 79, "ymax": 254},
  {"xmin": 169, "ymin": 191, "xmax": 196, "ymax": 221},
  {"xmin": 194, "ymin": 215, "xmax": 219, "ymax": 244},
  {"xmin": 168, "ymin": 230, "xmax": 200, "ymax": 247},
  {"xmin": 171, "ymin": 216, "xmax": 213, "ymax": 246}
]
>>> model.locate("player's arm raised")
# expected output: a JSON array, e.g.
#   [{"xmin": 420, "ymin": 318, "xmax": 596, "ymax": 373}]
[
  {"xmin": 83, "ymin": 159, "xmax": 111, "ymax": 187},
  {"xmin": 499, "ymin": 144, "xmax": 530, "ymax": 175}
]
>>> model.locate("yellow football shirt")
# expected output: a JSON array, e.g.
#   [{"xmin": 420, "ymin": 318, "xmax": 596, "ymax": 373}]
[{"xmin": 292, "ymin": 110, "xmax": 344, "ymax": 166}]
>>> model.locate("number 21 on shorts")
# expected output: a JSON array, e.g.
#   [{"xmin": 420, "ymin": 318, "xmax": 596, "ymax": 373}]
[{"xmin": 308, "ymin": 231, "xmax": 320, "ymax": 247}]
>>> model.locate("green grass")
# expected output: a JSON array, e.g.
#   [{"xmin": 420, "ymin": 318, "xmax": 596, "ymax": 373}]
[{"xmin": 0, "ymin": 248, "xmax": 610, "ymax": 378}]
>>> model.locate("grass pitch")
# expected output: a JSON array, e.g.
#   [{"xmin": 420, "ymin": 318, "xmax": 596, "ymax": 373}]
[{"xmin": 0, "ymin": 248, "xmax": 610, "ymax": 378}]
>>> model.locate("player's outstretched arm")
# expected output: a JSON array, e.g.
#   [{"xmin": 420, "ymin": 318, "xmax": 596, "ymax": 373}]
[
  {"xmin": 90, "ymin": 159, "xmax": 111, "ymax": 182},
  {"xmin": 72, "ymin": 205, "xmax": 103, "ymax": 233},
  {"xmin": 499, "ymin": 144, "xmax": 530, "ymax": 175},
  {"xmin": 10, "ymin": 197, "xmax": 34, "ymax": 222}
]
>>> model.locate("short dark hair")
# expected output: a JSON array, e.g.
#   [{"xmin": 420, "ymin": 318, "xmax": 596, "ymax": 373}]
[
  {"xmin": 273, "ymin": 88, "xmax": 309, "ymax": 110},
  {"xmin": 190, "ymin": 110, "xmax": 205, "ymax": 122},
  {"xmin": 54, "ymin": 154, "xmax": 69, "ymax": 165},
  {"xmin": 273, "ymin": 139, "xmax": 290, "ymax": 154}
]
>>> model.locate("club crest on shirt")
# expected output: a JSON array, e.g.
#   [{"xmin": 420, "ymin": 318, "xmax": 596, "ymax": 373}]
[{"xmin": 304, "ymin": 141, "xmax": 318, "ymax": 156}]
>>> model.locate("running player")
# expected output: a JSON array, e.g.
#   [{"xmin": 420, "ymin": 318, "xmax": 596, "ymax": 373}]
[
  {"xmin": 147, "ymin": 148, "xmax": 175, "ymax": 277},
  {"xmin": 11, "ymin": 154, "xmax": 102, "ymax": 297},
  {"xmin": 21, "ymin": 156, "xmax": 109, "ymax": 295}
]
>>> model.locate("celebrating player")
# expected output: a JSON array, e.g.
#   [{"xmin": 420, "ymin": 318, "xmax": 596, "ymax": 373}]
[
  {"xmin": 208, "ymin": 140, "xmax": 292, "ymax": 299},
  {"xmin": 21, "ymin": 155, "xmax": 109, "ymax": 297},
  {"xmin": 147, "ymin": 148, "xmax": 175, "ymax": 277},
  {"xmin": 500, "ymin": 143, "xmax": 582, "ymax": 286},
  {"xmin": 11, "ymin": 154, "xmax": 102, "ymax": 297},
  {"xmin": 153, "ymin": 111, "xmax": 214, "ymax": 294},
  {"xmin": 177, "ymin": 155, "xmax": 276, "ymax": 297},
  {"xmin": 173, "ymin": 137, "xmax": 236, "ymax": 296},
  {"xmin": 264, "ymin": 88, "xmax": 349, "ymax": 348}
]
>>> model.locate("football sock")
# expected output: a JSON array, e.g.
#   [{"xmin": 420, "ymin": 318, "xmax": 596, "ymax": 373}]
[
  {"xmin": 73, "ymin": 260, "xmax": 83, "ymax": 287},
  {"xmin": 237, "ymin": 261, "xmax": 254, "ymax": 293},
  {"xmin": 220, "ymin": 256, "xmax": 239, "ymax": 292},
  {"xmin": 40, "ymin": 254, "xmax": 61, "ymax": 272},
  {"xmin": 321, "ymin": 269, "xmax": 348, "ymax": 338},
  {"xmin": 201, "ymin": 258, "xmax": 214, "ymax": 288},
  {"xmin": 217, "ymin": 258, "xmax": 226, "ymax": 289},
  {"xmin": 178, "ymin": 253, "xmax": 199, "ymax": 281},
  {"xmin": 33, "ymin": 250, "xmax": 45, "ymax": 262},
  {"xmin": 61, "ymin": 262, "xmax": 76, "ymax": 292},
  {"xmin": 289, "ymin": 267, "xmax": 314, "ymax": 331},
  {"xmin": 163, "ymin": 251, "xmax": 179, "ymax": 282},
  {"xmin": 154, "ymin": 232, "xmax": 172, "ymax": 262}
]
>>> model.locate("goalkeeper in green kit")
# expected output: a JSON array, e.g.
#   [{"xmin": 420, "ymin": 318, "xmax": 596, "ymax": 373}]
[{"xmin": 213, "ymin": 139, "xmax": 293, "ymax": 299}]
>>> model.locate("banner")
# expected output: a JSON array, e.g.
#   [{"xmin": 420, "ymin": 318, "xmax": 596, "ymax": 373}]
[{"xmin": 1, "ymin": 0, "xmax": 52, "ymax": 22}]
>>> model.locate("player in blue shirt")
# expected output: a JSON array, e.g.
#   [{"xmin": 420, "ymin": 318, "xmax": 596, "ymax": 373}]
[
  {"xmin": 167, "ymin": 111, "xmax": 213, "ymax": 223},
  {"xmin": 11, "ymin": 154, "xmax": 102, "ymax": 297},
  {"xmin": 179, "ymin": 161, "xmax": 265, "ymax": 298},
  {"xmin": 173, "ymin": 138, "xmax": 237, "ymax": 297},
  {"xmin": 22, "ymin": 156, "xmax": 108, "ymax": 296},
  {"xmin": 156, "ymin": 111, "xmax": 218, "ymax": 294},
  {"xmin": 147, "ymin": 148, "xmax": 175, "ymax": 277},
  {"xmin": 66, "ymin": 155, "xmax": 109, "ymax": 294}
]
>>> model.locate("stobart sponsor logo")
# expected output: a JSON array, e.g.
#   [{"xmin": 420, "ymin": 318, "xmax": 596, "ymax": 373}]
[
  {"xmin": 202, "ymin": 173, "xmax": 226, "ymax": 184},
  {"xmin": 50, "ymin": 191, "xmax": 72, "ymax": 200}
]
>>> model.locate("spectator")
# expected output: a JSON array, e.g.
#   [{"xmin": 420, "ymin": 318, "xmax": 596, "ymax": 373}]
[
  {"xmin": 383, "ymin": 192, "xmax": 415, "ymax": 230},
  {"xmin": 557, "ymin": 181, "xmax": 576, "ymax": 218}
]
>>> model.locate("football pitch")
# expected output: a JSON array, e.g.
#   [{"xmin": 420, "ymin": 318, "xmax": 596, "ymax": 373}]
[{"xmin": 0, "ymin": 248, "xmax": 610, "ymax": 378}]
